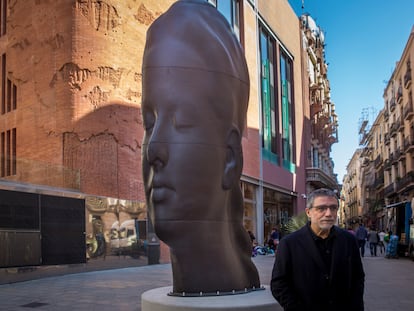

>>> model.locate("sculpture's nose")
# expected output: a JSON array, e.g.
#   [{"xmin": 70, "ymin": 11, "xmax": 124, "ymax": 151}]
[{"xmin": 146, "ymin": 126, "xmax": 169, "ymax": 171}]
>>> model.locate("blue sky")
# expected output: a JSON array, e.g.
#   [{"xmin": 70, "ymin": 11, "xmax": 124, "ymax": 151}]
[{"xmin": 287, "ymin": 0, "xmax": 414, "ymax": 182}]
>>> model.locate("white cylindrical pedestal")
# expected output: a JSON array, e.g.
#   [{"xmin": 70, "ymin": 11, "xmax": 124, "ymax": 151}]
[{"xmin": 141, "ymin": 285, "xmax": 282, "ymax": 311}]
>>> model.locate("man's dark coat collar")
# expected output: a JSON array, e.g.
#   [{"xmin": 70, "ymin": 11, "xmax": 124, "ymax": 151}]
[{"xmin": 295, "ymin": 223, "xmax": 340, "ymax": 276}]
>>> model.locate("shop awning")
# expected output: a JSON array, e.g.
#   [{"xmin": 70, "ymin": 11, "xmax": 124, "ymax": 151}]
[{"xmin": 384, "ymin": 201, "xmax": 408, "ymax": 209}]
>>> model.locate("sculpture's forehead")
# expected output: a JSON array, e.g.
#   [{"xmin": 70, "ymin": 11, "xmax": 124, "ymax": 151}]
[
  {"xmin": 142, "ymin": 67, "xmax": 236, "ymax": 104},
  {"xmin": 142, "ymin": 0, "xmax": 249, "ymax": 85}
]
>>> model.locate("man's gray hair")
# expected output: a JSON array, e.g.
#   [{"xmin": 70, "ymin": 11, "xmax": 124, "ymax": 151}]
[{"xmin": 306, "ymin": 188, "xmax": 338, "ymax": 209}]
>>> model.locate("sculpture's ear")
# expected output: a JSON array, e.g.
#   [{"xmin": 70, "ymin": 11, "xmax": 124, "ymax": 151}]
[{"xmin": 222, "ymin": 128, "xmax": 242, "ymax": 190}]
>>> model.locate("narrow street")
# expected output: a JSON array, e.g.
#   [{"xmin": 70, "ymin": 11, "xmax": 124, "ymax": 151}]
[
  {"xmin": 255, "ymin": 254, "xmax": 414, "ymax": 311},
  {"xmin": 1, "ymin": 254, "xmax": 413, "ymax": 310},
  {"xmin": 363, "ymin": 256, "xmax": 414, "ymax": 311}
]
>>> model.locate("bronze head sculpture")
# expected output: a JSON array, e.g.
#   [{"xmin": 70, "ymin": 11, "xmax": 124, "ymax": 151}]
[{"xmin": 141, "ymin": 0, "xmax": 260, "ymax": 295}]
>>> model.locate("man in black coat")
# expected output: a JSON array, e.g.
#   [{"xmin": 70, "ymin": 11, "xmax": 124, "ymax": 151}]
[{"xmin": 271, "ymin": 188, "xmax": 365, "ymax": 311}]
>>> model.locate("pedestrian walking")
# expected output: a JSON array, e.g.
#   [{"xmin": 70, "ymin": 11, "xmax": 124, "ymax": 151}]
[
  {"xmin": 271, "ymin": 188, "xmax": 365, "ymax": 311},
  {"xmin": 356, "ymin": 223, "xmax": 368, "ymax": 257},
  {"xmin": 378, "ymin": 229, "xmax": 386, "ymax": 254},
  {"xmin": 386, "ymin": 231, "xmax": 399, "ymax": 259},
  {"xmin": 368, "ymin": 228, "xmax": 379, "ymax": 256},
  {"xmin": 383, "ymin": 230, "xmax": 391, "ymax": 254}
]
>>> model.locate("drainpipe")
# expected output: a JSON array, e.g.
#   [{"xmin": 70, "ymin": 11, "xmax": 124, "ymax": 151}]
[{"xmin": 252, "ymin": 0, "xmax": 265, "ymax": 246}]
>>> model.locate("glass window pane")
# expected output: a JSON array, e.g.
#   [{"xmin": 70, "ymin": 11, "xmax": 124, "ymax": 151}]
[
  {"xmin": 217, "ymin": 0, "xmax": 231, "ymax": 26},
  {"xmin": 232, "ymin": 0, "xmax": 240, "ymax": 40}
]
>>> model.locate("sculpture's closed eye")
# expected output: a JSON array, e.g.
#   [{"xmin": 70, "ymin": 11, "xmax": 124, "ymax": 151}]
[
  {"xmin": 142, "ymin": 108, "xmax": 156, "ymax": 131},
  {"xmin": 173, "ymin": 111, "xmax": 195, "ymax": 130}
]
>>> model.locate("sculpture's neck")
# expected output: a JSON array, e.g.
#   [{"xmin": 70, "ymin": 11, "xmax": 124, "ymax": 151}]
[{"xmin": 167, "ymin": 221, "xmax": 260, "ymax": 295}]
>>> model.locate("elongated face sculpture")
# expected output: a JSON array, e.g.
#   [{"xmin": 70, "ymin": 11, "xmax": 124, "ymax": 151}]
[{"xmin": 141, "ymin": 0, "xmax": 260, "ymax": 295}]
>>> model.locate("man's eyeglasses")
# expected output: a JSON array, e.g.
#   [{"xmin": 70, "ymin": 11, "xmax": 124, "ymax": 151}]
[{"xmin": 312, "ymin": 205, "xmax": 338, "ymax": 213}]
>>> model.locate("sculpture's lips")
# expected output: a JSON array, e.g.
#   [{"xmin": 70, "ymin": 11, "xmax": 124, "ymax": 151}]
[{"xmin": 150, "ymin": 182, "xmax": 174, "ymax": 203}]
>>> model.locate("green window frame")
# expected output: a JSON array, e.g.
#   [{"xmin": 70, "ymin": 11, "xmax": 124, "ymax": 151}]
[
  {"xmin": 280, "ymin": 51, "xmax": 296, "ymax": 173},
  {"xmin": 259, "ymin": 25, "xmax": 279, "ymax": 164},
  {"xmin": 259, "ymin": 24, "xmax": 296, "ymax": 172}
]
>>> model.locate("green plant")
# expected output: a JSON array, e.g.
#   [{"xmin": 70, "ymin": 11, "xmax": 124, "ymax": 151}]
[{"xmin": 282, "ymin": 212, "xmax": 308, "ymax": 235}]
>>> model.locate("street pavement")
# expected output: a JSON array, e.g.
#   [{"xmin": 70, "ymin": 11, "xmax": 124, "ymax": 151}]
[{"xmin": 0, "ymin": 254, "xmax": 413, "ymax": 310}]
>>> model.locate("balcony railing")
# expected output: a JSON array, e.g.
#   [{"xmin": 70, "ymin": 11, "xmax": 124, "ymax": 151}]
[
  {"xmin": 384, "ymin": 182, "xmax": 395, "ymax": 197},
  {"xmin": 390, "ymin": 98, "xmax": 396, "ymax": 111},
  {"xmin": 398, "ymin": 117, "xmax": 404, "ymax": 131},
  {"xmin": 396, "ymin": 86, "xmax": 403, "ymax": 104},
  {"xmin": 404, "ymin": 69, "xmax": 412, "ymax": 88},
  {"xmin": 306, "ymin": 167, "xmax": 338, "ymax": 190},
  {"xmin": 310, "ymin": 102, "xmax": 323, "ymax": 116},
  {"xmin": 384, "ymin": 159, "xmax": 392, "ymax": 170},
  {"xmin": 403, "ymin": 102, "xmax": 413, "ymax": 120},
  {"xmin": 390, "ymin": 121, "xmax": 399, "ymax": 137},
  {"xmin": 390, "ymin": 152, "xmax": 398, "ymax": 164},
  {"xmin": 396, "ymin": 171, "xmax": 414, "ymax": 193},
  {"xmin": 405, "ymin": 135, "xmax": 414, "ymax": 153},
  {"xmin": 374, "ymin": 175, "xmax": 384, "ymax": 189},
  {"xmin": 384, "ymin": 110, "xmax": 389, "ymax": 121},
  {"xmin": 394, "ymin": 149, "xmax": 400, "ymax": 160},
  {"xmin": 384, "ymin": 133, "xmax": 390, "ymax": 145},
  {"xmin": 396, "ymin": 147, "xmax": 405, "ymax": 160},
  {"xmin": 374, "ymin": 155, "xmax": 382, "ymax": 168}
]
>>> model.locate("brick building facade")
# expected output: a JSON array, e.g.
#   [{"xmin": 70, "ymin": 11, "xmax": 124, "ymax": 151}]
[{"xmin": 1, "ymin": 0, "xmax": 339, "ymax": 268}]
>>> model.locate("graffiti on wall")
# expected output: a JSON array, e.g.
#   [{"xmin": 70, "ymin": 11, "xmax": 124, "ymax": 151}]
[{"xmin": 85, "ymin": 196, "xmax": 147, "ymax": 260}]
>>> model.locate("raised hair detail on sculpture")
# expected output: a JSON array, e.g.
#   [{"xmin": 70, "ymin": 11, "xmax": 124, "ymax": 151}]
[{"xmin": 141, "ymin": 0, "xmax": 260, "ymax": 295}]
